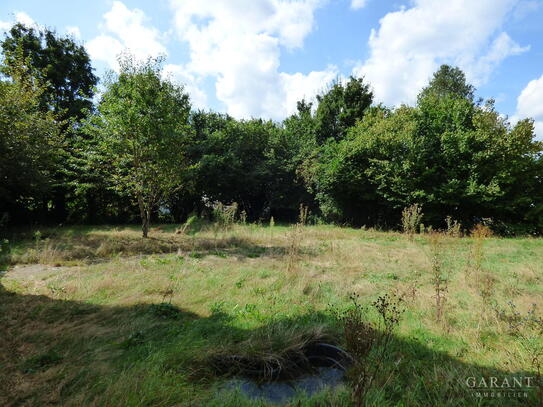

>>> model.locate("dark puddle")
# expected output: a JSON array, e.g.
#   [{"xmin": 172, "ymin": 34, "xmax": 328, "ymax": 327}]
[{"xmin": 224, "ymin": 343, "xmax": 352, "ymax": 404}]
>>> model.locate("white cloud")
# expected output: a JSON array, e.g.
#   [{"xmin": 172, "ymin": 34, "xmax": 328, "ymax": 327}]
[
  {"xmin": 536, "ymin": 122, "xmax": 543, "ymax": 139},
  {"xmin": 66, "ymin": 26, "xmax": 81, "ymax": 39},
  {"xmin": 470, "ymin": 32, "xmax": 529, "ymax": 84},
  {"xmin": 0, "ymin": 11, "xmax": 36, "ymax": 32},
  {"xmin": 86, "ymin": 35, "xmax": 124, "ymax": 70},
  {"xmin": 353, "ymin": 0, "xmax": 528, "ymax": 106},
  {"xmin": 280, "ymin": 68, "xmax": 338, "ymax": 115},
  {"xmin": 517, "ymin": 75, "xmax": 543, "ymax": 119},
  {"xmin": 351, "ymin": 0, "xmax": 368, "ymax": 10},
  {"xmin": 0, "ymin": 20, "xmax": 10, "ymax": 32},
  {"xmin": 86, "ymin": 1, "xmax": 208, "ymax": 108},
  {"xmin": 87, "ymin": 1, "xmax": 167, "ymax": 71},
  {"xmin": 515, "ymin": 74, "xmax": 543, "ymax": 139},
  {"xmin": 169, "ymin": 0, "xmax": 333, "ymax": 120},
  {"xmin": 14, "ymin": 11, "xmax": 35, "ymax": 27}
]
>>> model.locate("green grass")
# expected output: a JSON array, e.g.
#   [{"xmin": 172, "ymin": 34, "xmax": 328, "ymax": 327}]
[{"xmin": 1, "ymin": 224, "xmax": 542, "ymax": 406}]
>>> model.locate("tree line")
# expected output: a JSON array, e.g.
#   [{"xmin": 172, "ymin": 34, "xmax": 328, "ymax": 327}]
[{"xmin": 1, "ymin": 24, "xmax": 542, "ymax": 236}]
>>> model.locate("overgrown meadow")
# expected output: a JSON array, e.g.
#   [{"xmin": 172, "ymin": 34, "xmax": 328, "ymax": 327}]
[{"xmin": 1, "ymin": 216, "xmax": 542, "ymax": 406}]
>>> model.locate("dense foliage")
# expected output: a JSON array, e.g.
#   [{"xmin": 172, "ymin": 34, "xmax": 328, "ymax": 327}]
[
  {"xmin": 1, "ymin": 24, "xmax": 98, "ymax": 222},
  {"xmin": 1, "ymin": 21, "xmax": 542, "ymax": 235},
  {"xmin": 311, "ymin": 68, "xmax": 543, "ymax": 232},
  {"xmin": 0, "ymin": 55, "xmax": 61, "ymax": 223}
]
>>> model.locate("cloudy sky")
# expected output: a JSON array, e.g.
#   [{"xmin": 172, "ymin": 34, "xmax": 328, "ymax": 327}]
[{"xmin": 1, "ymin": 0, "xmax": 542, "ymax": 135}]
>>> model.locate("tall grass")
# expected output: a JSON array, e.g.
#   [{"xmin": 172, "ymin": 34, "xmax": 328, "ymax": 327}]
[{"xmin": 2, "ymin": 223, "xmax": 543, "ymax": 406}]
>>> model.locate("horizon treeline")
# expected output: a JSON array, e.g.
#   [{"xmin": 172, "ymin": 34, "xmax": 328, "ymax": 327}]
[{"xmin": 1, "ymin": 23, "xmax": 542, "ymax": 236}]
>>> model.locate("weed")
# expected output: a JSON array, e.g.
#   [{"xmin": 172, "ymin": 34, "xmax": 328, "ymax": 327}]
[
  {"xmin": 235, "ymin": 278, "xmax": 246, "ymax": 289},
  {"xmin": 495, "ymin": 301, "xmax": 533, "ymax": 335},
  {"xmin": 445, "ymin": 216, "xmax": 462, "ymax": 237},
  {"xmin": 3, "ymin": 223, "xmax": 543, "ymax": 406},
  {"xmin": 299, "ymin": 204, "xmax": 309, "ymax": 226},
  {"xmin": 401, "ymin": 204, "xmax": 423, "ymax": 239},
  {"xmin": 269, "ymin": 216, "xmax": 275, "ymax": 245},
  {"xmin": 286, "ymin": 204, "xmax": 308, "ymax": 272},
  {"xmin": 252, "ymin": 287, "xmax": 266, "ymax": 296},
  {"xmin": 403, "ymin": 269, "xmax": 422, "ymax": 304},
  {"xmin": 239, "ymin": 210, "xmax": 247, "ymax": 225},
  {"xmin": 212, "ymin": 202, "xmax": 239, "ymax": 231},
  {"xmin": 428, "ymin": 232, "xmax": 448, "ymax": 323},
  {"xmin": 47, "ymin": 282, "xmax": 67, "ymax": 299},
  {"xmin": 176, "ymin": 214, "xmax": 203, "ymax": 235},
  {"xmin": 469, "ymin": 224, "xmax": 495, "ymax": 310},
  {"xmin": 210, "ymin": 300, "xmax": 227, "ymax": 316},
  {"xmin": 340, "ymin": 293, "xmax": 404, "ymax": 407},
  {"xmin": 495, "ymin": 301, "xmax": 543, "ymax": 405}
]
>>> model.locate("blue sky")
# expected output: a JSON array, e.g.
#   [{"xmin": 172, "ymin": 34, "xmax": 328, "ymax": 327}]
[{"xmin": 1, "ymin": 0, "xmax": 543, "ymax": 136}]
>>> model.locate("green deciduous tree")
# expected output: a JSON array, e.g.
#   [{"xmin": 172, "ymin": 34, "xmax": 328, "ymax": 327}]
[
  {"xmin": 0, "ymin": 55, "xmax": 61, "ymax": 220},
  {"xmin": 1, "ymin": 23, "xmax": 98, "ymax": 222},
  {"xmin": 418, "ymin": 64, "xmax": 475, "ymax": 102},
  {"xmin": 193, "ymin": 117, "xmax": 277, "ymax": 219},
  {"xmin": 87, "ymin": 55, "xmax": 192, "ymax": 237},
  {"xmin": 315, "ymin": 76, "xmax": 373, "ymax": 143},
  {"xmin": 1, "ymin": 23, "xmax": 97, "ymax": 121},
  {"xmin": 311, "ymin": 105, "xmax": 417, "ymax": 226}
]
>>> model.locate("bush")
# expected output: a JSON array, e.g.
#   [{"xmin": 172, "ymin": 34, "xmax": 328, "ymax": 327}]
[
  {"xmin": 212, "ymin": 202, "xmax": 238, "ymax": 230},
  {"xmin": 402, "ymin": 204, "xmax": 423, "ymax": 237}
]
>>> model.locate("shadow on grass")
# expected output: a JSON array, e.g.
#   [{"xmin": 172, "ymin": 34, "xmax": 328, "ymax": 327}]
[{"xmin": 0, "ymin": 281, "xmax": 537, "ymax": 407}]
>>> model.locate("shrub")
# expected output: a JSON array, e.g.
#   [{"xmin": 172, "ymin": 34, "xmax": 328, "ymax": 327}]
[
  {"xmin": 212, "ymin": 202, "xmax": 238, "ymax": 230},
  {"xmin": 445, "ymin": 216, "xmax": 462, "ymax": 237},
  {"xmin": 402, "ymin": 204, "xmax": 423, "ymax": 238}
]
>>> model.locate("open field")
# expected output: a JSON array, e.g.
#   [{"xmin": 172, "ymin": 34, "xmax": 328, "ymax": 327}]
[{"xmin": 1, "ymin": 224, "xmax": 543, "ymax": 406}]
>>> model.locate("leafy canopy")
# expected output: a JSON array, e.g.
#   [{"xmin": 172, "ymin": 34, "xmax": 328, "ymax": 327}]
[
  {"xmin": 0, "ymin": 55, "xmax": 61, "ymax": 215},
  {"xmin": 1, "ymin": 23, "xmax": 97, "ymax": 121}
]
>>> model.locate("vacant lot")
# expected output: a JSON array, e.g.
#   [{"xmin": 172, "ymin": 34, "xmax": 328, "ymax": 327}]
[{"xmin": 1, "ymin": 224, "xmax": 542, "ymax": 406}]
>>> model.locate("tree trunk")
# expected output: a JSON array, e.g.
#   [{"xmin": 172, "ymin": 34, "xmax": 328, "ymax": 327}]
[
  {"xmin": 142, "ymin": 212, "xmax": 150, "ymax": 238},
  {"xmin": 137, "ymin": 194, "xmax": 149, "ymax": 238}
]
